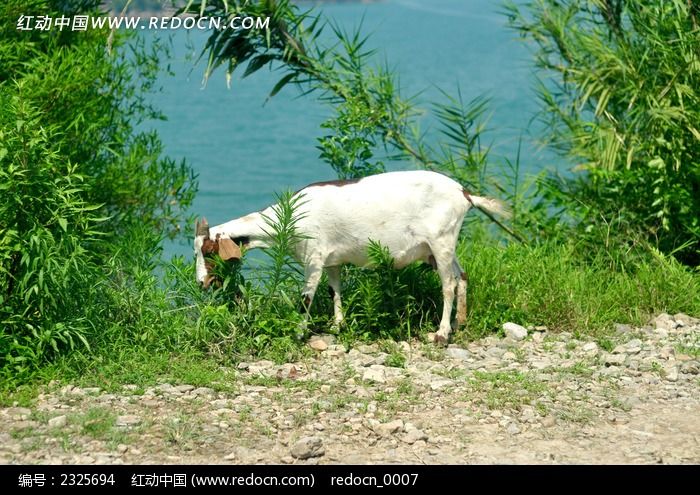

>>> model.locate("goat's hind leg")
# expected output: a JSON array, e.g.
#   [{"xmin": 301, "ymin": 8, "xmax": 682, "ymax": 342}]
[
  {"xmin": 433, "ymin": 251, "xmax": 459, "ymax": 345},
  {"xmin": 326, "ymin": 265, "xmax": 344, "ymax": 329},
  {"xmin": 453, "ymin": 257, "xmax": 468, "ymax": 328}
]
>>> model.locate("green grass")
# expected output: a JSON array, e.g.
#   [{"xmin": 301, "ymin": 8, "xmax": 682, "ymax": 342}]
[
  {"xmin": 464, "ymin": 370, "xmax": 550, "ymax": 411},
  {"xmin": 77, "ymin": 407, "xmax": 117, "ymax": 439},
  {"xmin": 458, "ymin": 238, "xmax": 700, "ymax": 342},
  {"xmin": 1, "ymin": 235, "xmax": 698, "ymax": 405}
]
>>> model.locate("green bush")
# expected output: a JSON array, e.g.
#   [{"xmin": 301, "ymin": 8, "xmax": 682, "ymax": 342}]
[
  {"xmin": 506, "ymin": 0, "xmax": 700, "ymax": 264},
  {"xmin": 0, "ymin": 0, "xmax": 195, "ymax": 378}
]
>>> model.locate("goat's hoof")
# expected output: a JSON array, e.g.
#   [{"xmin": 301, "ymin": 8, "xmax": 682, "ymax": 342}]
[{"xmin": 427, "ymin": 332, "xmax": 449, "ymax": 347}]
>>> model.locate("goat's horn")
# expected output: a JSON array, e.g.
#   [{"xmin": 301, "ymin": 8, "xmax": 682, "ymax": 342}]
[{"xmin": 196, "ymin": 217, "xmax": 210, "ymax": 237}]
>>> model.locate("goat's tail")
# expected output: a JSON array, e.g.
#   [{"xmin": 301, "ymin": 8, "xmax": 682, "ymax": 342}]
[{"xmin": 464, "ymin": 191, "xmax": 512, "ymax": 219}]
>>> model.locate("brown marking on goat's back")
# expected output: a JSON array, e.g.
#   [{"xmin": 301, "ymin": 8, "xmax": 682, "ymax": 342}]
[
  {"xmin": 296, "ymin": 178, "xmax": 361, "ymax": 194},
  {"xmin": 461, "ymin": 271, "xmax": 468, "ymax": 281}
]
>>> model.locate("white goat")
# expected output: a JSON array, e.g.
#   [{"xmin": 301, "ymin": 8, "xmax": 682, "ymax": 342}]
[{"xmin": 194, "ymin": 170, "xmax": 509, "ymax": 343}]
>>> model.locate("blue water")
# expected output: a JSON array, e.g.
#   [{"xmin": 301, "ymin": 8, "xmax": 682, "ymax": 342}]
[{"xmin": 144, "ymin": 0, "xmax": 553, "ymax": 259}]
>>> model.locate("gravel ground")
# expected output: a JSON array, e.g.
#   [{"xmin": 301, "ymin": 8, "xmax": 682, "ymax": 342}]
[{"xmin": 2, "ymin": 313, "xmax": 698, "ymax": 465}]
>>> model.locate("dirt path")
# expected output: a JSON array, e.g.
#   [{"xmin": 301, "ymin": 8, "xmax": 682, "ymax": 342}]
[{"xmin": 2, "ymin": 313, "xmax": 698, "ymax": 465}]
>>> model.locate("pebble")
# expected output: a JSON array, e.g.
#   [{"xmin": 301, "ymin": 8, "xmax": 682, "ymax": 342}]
[
  {"xmin": 506, "ymin": 422, "xmax": 521, "ymax": 435},
  {"xmin": 291, "ymin": 437, "xmax": 324, "ymax": 459},
  {"xmin": 2, "ymin": 314, "xmax": 697, "ymax": 466},
  {"xmin": 664, "ymin": 366, "xmax": 679, "ymax": 382},
  {"xmin": 362, "ymin": 365, "xmax": 388, "ymax": 383},
  {"xmin": 445, "ymin": 347, "xmax": 471, "ymax": 361},
  {"xmin": 48, "ymin": 415, "xmax": 67, "ymax": 428},
  {"xmin": 503, "ymin": 322, "xmax": 528, "ymax": 341},
  {"xmin": 603, "ymin": 353, "xmax": 626, "ymax": 366},
  {"xmin": 376, "ymin": 420, "xmax": 404, "ymax": 437},
  {"xmin": 309, "ymin": 337, "xmax": 328, "ymax": 352},
  {"xmin": 116, "ymin": 415, "xmax": 141, "ymax": 427},
  {"xmin": 192, "ymin": 387, "xmax": 215, "ymax": 397},
  {"xmin": 583, "ymin": 342, "xmax": 598, "ymax": 353},
  {"xmin": 402, "ymin": 429, "xmax": 428, "ymax": 444}
]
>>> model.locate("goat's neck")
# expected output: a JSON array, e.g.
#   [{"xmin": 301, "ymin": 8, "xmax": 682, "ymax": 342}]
[{"xmin": 211, "ymin": 211, "xmax": 269, "ymax": 242}]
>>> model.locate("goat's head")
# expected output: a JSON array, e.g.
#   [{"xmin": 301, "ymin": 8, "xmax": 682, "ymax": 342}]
[{"xmin": 194, "ymin": 218, "xmax": 242, "ymax": 289}]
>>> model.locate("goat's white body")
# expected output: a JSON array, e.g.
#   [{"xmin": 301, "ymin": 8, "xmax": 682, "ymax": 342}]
[{"xmin": 195, "ymin": 170, "xmax": 507, "ymax": 342}]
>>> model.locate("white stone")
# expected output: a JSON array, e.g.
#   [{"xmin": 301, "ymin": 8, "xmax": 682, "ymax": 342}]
[
  {"xmin": 48, "ymin": 415, "xmax": 67, "ymax": 428},
  {"xmin": 503, "ymin": 322, "xmax": 528, "ymax": 341},
  {"xmin": 291, "ymin": 437, "xmax": 324, "ymax": 459}
]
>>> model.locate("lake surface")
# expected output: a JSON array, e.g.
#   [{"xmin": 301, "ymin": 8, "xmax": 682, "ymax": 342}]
[{"xmin": 144, "ymin": 0, "xmax": 557, "ymax": 259}]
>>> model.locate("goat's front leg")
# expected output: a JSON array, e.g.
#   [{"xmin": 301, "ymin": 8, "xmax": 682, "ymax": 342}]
[
  {"xmin": 300, "ymin": 260, "xmax": 324, "ymax": 318},
  {"xmin": 326, "ymin": 265, "xmax": 344, "ymax": 328}
]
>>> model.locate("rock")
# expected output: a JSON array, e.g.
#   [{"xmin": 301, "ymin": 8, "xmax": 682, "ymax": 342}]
[
  {"xmin": 502, "ymin": 351, "xmax": 517, "ymax": 361},
  {"xmin": 223, "ymin": 452, "xmax": 236, "ymax": 461},
  {"xmin": 7, "ymin": 407, "xmax": 32, "ymax": 419},
  {"xmin": 376, "ymin": 420, "xmax": 404, "ymax": 437},
  {"xmin": 673, "ymin": 313, "xmax": 699, "ymax": 327},
  {"xmin": 520, "ymin": 406, "xmax": 537, "ymax": 423},
  {"xmin": 357, "ymin": 344, "xmax": 377, "ymax": 354},
  {"xmin": 533, "ymin": 326, "xmax": 548, "ymax": 332},
  {"xmin": 541, "ymin": 416, "xmax": 556, "ymax": 428},
  {"xmin": 83, "ymin": 387, "xmax": 101, "ymax": 395},
  {"xmin": 653, "ymin": 313, "xmax": 678, "ymax": 331},
  {"xmin": 248, "ymin": 361, "xmax": 275, "ymax": 374},
  {"xmin": 309, "ymin": 337, "xmax": 328, "ymax": 352},
  {"xmin": 398, "ymin": 341, "xmax": 411, "ymax": 354},
  {"xmin": 503, "ymin": 322, "xmax": 528, "ymax": 341},
  {"xmin": 116, "ymin": 415, "xmax": 141, "ymax": 427},
  {"xmin": 430, "ymin": 379, "xmax": 453, "ymax": 391},
  {"xmin": 117, "ymin": 444, "xmax": 128, "ymax": 454},
  {"xmin": 659, "ymin": 346, "xmax": 675, "ymax": 360},
  {"xmin": 362, "ymin": 365, "xmax": 387, "ymax": 383},
  {"xmin": 664, "ymin": 366, "xmax": 679, "ymax": 382},
  {"xmin": 48, "ymin": 415, "xmax": 67, "ymax": 428},
  {"xmin": 174, "ymin": 385, "xmax": 195, "ymax": 393},
  {"xmin": 276, "ymin": 364, "xmax": 299, "ymax": 380},
  {"xmin": 680, "ymin": 361, "xmax": 699, "ymax": 375},
  {"xmin": 625, "ymin": 338, "xmax": 643, "ymax": 354},
  {"xmin": 402, "ymin": 428, "xmax": 428, "ymax": 444},
  {"xmin": 653, "ymin": 328, "xmax": 669, "ymax": 339},
  {"xmin": 530, "ymin": 358, "xmax": 552, "ymax": 370},
  {"xmin": 291, "ymin": 436, "xmax": 324, "ymax": 460},
  {"xmin": 324, "ymin": 344, "xmax": 347, "ymax": 358},
  {"xmin": 487, "ymin": 347, "xmax": 506, "ymax": 358},
  {"xmin": 582, "ymin": 342, "xmax": 598, "ymax": 353},
  {"xmin": 532, "ymin": 332, "xmax": 544, "ymax": 343},
  {"xmin": 506, "ymin": 422, "xmax": 521, "ymax": 435},
  {"xmin": 614, "ymin": 323, "xmax": 633, "ymax": 334},
  {"xmin": 157, "ymin": 383, "xmax": 175, "ymax": 393},
  {"xmin": 192, "ymin": 387, "xmax": 215, "ymax": 397},
  {"xmin": 602, "ymin": 353, "xmax": 626, "ymax": 366},
  {"xmin": 445, "ymin": 347, "xmax": 471, "ymax": 361}
]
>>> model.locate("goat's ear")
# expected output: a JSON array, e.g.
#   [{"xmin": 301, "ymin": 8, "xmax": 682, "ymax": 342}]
[{"xmin": 218, "ymin": 238, "xmax": 242, "ymax": 261}]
